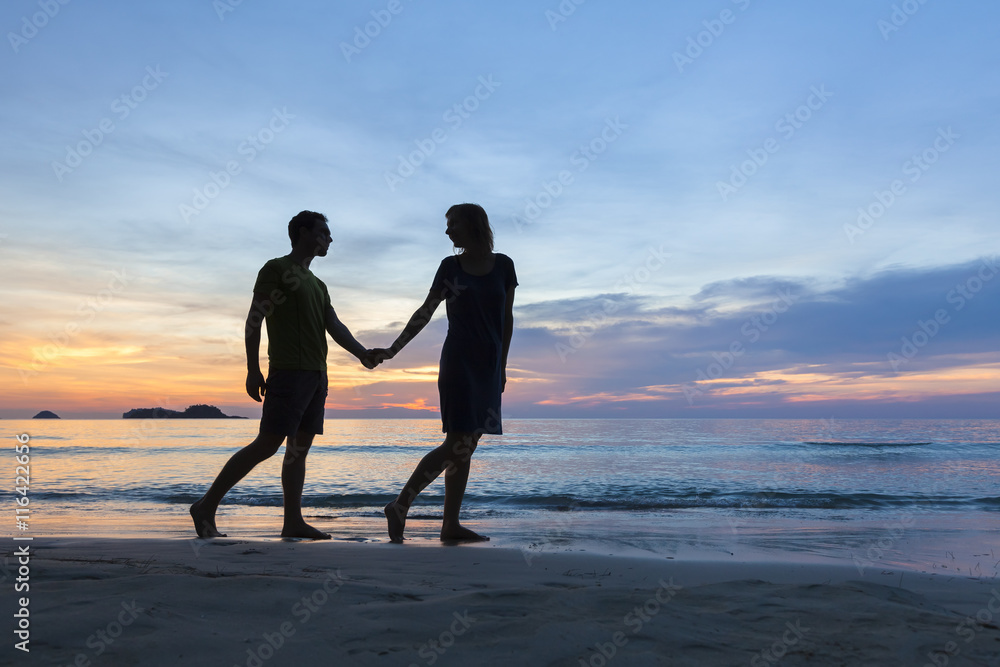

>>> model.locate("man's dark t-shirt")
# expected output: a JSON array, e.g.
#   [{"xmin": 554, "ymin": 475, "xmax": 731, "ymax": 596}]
[{"xmin": 253, "ymin": 256, "xmax": 331, "ymax": 371}]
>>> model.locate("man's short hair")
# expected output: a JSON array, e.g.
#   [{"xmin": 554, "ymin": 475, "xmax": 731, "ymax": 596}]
[{"xmin": 288, "ymin": 211, "xmax": 328, "ymax": 246}]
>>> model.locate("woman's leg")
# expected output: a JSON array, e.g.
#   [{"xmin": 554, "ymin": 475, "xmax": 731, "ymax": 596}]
[
  {"xmin": 441, "ymin": 433, "xmax": 486, "ymax": 541},
  {"xmin": 384, "ymin": 431, "xmax": 482, "ymax": 542}
]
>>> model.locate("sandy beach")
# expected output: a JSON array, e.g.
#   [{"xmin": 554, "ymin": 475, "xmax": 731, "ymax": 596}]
[{"xmin": 7, "ymin": 535, "xmax": 1000, "ymax": 666}]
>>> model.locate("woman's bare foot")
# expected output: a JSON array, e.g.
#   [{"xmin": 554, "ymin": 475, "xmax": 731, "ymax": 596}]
[
  {"xmin": 440, "ymin": 523, "xmax": 489, "ymax": 542},
  {"xmin": 280, "ymin": 521, "xmax": 331, "ymax": 540},
  {"xmin": 384, "ymin": 501, "xmax": 407, "ymax": 543},
  {"xmin": 190, "ymin": 498, "xmax": 226, "ymax": 538}
]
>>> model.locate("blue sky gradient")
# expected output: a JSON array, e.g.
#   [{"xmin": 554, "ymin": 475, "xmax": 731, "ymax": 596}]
[{"xmin": 2, "ymin": 0, "xmax": 998, "ymax": 418}]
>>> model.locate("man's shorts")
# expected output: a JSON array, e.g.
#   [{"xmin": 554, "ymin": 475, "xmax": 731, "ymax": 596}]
[{"xmin": 259, "ymin": 369, "xmax": 328, "ymax": 437}]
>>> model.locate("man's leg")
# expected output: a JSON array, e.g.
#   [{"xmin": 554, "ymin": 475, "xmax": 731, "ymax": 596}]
[
  {"xmin": 190, "ymin": 431, "xmax": 286, "ymax": 537},
  {"xmin": 280, "ymin": 429, "xmax": 330, "ymax": 539}
]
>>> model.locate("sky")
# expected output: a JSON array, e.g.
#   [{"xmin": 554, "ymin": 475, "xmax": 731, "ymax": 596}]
[{"xmin": 1, "ymin": 0, "xmax": 998, "ymax": 419}]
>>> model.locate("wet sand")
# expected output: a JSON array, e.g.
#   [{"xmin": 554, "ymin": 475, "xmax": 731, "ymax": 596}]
[{"xmin": 8, "ymin": 534, "xmax": 1000, "ymax": 666}]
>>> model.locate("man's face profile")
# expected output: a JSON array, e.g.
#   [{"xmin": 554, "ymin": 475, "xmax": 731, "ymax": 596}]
[{"xmin": 301, "ymin": 221, "xmax": 332, "ymax": 257}]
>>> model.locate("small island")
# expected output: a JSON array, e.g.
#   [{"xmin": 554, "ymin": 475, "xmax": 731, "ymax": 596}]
[
  {"xmin": 33, "ymin": 410, "xmax": 61, "ymax": 419},
  {"xmin": 122, "ymin": 404, "xmax": 247, "ymax": 419}
]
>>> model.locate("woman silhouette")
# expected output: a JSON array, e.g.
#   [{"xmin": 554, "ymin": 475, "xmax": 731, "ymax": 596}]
[{"xmin": 377, "ymin": 203, "xmax": 516, "ymax": 542}]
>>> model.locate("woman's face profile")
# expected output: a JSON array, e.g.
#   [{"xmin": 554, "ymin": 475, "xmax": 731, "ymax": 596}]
[{"xmin": 445, "ymin": 216, "xmax": 467, "ymax": 248}]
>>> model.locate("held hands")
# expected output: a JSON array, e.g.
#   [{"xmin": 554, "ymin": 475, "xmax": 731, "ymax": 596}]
[
  {"xmin": 360, "ymin": 349, "xmax": 379, "ymax": 370},
  {"xmin": 360, "ymin": 348, "xmax": 395, "ymax": 370}
]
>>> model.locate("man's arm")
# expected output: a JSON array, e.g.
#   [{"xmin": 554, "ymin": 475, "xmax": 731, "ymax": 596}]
[
  {"xmin": 245, "ymin": 292, "xmax": 268, "ymax": 401},
  {"xmin": 501, "ymin": 286, "xmax": 515, "ymax": 392},
  {"xmin": 325, "ymin": 306, "xmax": 369, "ymax": 363}
]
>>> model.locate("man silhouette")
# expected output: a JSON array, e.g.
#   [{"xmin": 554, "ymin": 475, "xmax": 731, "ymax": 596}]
[{"xmin": 190, "ymin": 211, "xmax": 376, "ymax": 539}]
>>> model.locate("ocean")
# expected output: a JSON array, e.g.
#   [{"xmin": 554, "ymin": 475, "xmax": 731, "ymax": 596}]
[{"xmin": 7, "ymin": 418, "xmax": 1000, "ymax": 575}]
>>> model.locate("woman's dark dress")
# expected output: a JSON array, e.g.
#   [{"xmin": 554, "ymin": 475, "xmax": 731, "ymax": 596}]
[{"xmin": 430, "ymin": 253, "xmax": 517, "ymax": 434}]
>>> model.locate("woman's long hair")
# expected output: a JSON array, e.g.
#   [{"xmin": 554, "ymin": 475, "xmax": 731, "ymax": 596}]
[{"xmin": 447, "ymin": 203, "xmax": 494, "ymax": 252}]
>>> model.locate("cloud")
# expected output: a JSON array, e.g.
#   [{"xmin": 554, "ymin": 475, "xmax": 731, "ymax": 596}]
[
  {"xmin": 503, "ymin": 257, "xmax": 1000, "ymax": 416},
  {"xmin": 4, "ymin": 2, "xmax": 999, "ymax": 418}
]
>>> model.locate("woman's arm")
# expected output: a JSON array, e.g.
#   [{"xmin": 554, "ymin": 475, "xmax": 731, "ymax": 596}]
[
  {"xmin": 380, "ymin": 290, "xmax": 444, "ymax": 359},
  {"xmin": 500, "ymin": 285, "xmax": 515, "ymax": 392}
]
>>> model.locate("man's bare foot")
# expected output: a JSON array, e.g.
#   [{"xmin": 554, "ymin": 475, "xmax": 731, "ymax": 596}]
[
  {"xmin": 384, "ymin": 501, "xmax": 407, "ymax": 544},
  {"xmin": 190, "ymin": 499, "xmax": 226, "ymax": 538},
  {"xmin": 440, "ymin": 523, "xmax": 489, "ymax": 542},
  {"xmin": 280, "ymin": 522, "xmax": 331, "ymax": 540}
]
